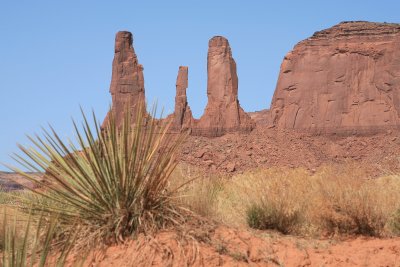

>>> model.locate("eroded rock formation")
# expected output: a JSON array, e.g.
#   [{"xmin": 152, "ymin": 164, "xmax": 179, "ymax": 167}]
[
  {"xmin": 103, "ymin": 31, "xmax": 146, "ymax": 127},
  {"xmin": 269, "ymin": 21, "xmax": 400, "ymax": 134},
  {"xmin": 172, "ymin": 66, "xmax": 193, "ymax": 131},
  {"xmin": 103, "ymin": 32, "xmax": 254, "ymax": 136},
  {"xmin": 194, "ymin": 36, "xmax": 255, "ymax": 136}
]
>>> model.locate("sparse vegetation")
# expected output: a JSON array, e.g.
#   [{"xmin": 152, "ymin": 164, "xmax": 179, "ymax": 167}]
[
  {"xmin": 390, "ymin": 209, "xmax": 400, "ymax": 234},
  {"xmin": 316, "ymin": 171, "xmax": 400, "ymax": 236},
  {"xmin": 5, "ymin": 103, "xmax": 187, "ymax": 251},
  {"xmin": 0, "ymin": 207, "xmax": 78, "ymax": 267},
  {"xmin": 208, "ymin": 168, "xmax": 311, "ymax": 234},
  {"xmin": 1, "ymin": 106, "xmax": 400, "ymax": 266},
  {"xmin": 175, "ymin": 164, "xmax": 400, "ymax": 237},
  {"xmin": 172, "ymin": 165, "xmax": 223, "ymax": 218}
]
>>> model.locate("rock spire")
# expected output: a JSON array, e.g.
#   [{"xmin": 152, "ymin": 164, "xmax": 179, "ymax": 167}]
[{"xmin": 194, "ymin": 36, "xmax": 255, "ymax": 136}]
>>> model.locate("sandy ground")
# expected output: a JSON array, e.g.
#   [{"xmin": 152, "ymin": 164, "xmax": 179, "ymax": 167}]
[{"xmin": 79, "ymin": 225, "xmax": 400, "ymax": 267}]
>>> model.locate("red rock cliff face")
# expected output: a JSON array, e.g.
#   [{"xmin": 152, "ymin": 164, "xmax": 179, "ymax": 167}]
[
  {"xmin": 269, "ymin": 21, "xmax": 400, "ymax": 134},
  {"xmin": 103, "ymin": 31, "xmax": 146, "ymax": 126},
  {"xmin": 193, "ymin": 36, "xmax": 255, "ymax": 136}
]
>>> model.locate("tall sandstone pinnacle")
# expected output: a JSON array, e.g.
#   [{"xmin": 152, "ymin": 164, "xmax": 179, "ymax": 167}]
[
  {"xmin": 269, "ymin": 21, "xmax": 400, "ymax": 134},
  {"xmin": 194, "ymin": 36, "xmax": 255, "ymax": 136},
  {"xmin": 103, "ymin": 31, "xmax": 146, "ymax": 126},
  {"xmin": 172, "ymin": 66, "xmax": 193, "ymax": 130},
  {"xmin": 103, "ymin": 32, "xmax": 254, "ymax": 136}
]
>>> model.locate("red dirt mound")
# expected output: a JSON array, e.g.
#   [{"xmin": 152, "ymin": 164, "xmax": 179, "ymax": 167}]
[{"xmin": 82, "ymin": 226, "xmax": 400, "ymax": 266}]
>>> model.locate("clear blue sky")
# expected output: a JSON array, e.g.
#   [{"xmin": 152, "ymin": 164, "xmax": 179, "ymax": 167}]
[{"xmin": 1, "ymin": 0, "xmax": 400, "ymax": 170}]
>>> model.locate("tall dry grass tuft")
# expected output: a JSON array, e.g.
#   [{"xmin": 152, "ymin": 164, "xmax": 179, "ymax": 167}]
[
  {"xmin": 217, "ymin": 168, "xmax": 313, "ymax": 234},
  {"xmin": 0, "ymin": 208, "xmax": 78, "ymax": 267},
  {"xmin": 171, "ymin": 164, "xmax": 224, "ymax": 218},
  {"xmin": 180, "ymin": 164, "xmax": 400, "ymax": 237},
  {"xmin": 8, "ymin": 103, "xmax": 188, "ymax": 244},
  {"xmin": 316, "ymin": 168, "xmax": 400, "ymax": 236}
]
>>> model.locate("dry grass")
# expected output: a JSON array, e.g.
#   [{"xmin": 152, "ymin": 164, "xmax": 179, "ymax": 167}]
[
  {"xmin": 171, "ymin": 164, "xmax": 224, "ymax": 218},
  {"xmin": 174, "ymin": 163, "xmax": 400, "ymax": 237},
  {"xmin": 0, "ymin": 190, "xmax": 33, "ymax": 247},
  {"xmin": 216, "ymin": 168, "xmax": 313, "ymax": 235},
  {"xmin": 0, "ymin": 206, "xmax": 80, "ymax": 267},
  {"xmin": 315, "ymin": 167, "xmax": 400, "ymax": 236}
]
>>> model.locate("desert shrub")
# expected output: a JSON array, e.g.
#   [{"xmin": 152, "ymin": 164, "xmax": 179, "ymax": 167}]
[
  {"xmin": 246, "ymin": 202, "xmax": 301, "ymax": 234},
  {"xmin": 389, "ymin": 208, "xmax": 400, "ymax": 234},
  {"xmin": 216, "ymin": 168, "xmax": 310, "ymax": 234},
  {"xmin": 171, "ymin": 165, "xmax": 224, "ymax": 218},
  {"xmin": 0, "ymin": 208, "xmax": 77, "ymax": 267},
  {"xmin": 8, "ymin": 104, "xmax": 187, "ymax": 243},
  {"xmin": 212, "ymin": 165, "xmax": 400, "ymax": 237},
  {"xmin": 246, "ymin": 204, "xmax": 264, "ymax": 229},
  {"xmin": 317, "ymin": 172, "xmax": 400, "ymax": 236},
  {"xmin": 241, "ymin": 172, "xmax": 306, "ymax": 234}
]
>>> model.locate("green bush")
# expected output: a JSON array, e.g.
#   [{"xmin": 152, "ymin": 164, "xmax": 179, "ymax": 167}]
[
  {"xmin": 246, "ymin": 204, "xmax": 265, "ymax": 229},
  {"xmin": 9, "ymin": 104, "xmax": 187, "ymax": 243},
  {"xmin": 246, "ymin": 203, "xmax": 301, "ymax": 234}
]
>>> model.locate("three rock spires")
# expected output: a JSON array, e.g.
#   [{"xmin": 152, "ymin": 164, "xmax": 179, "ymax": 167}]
[{"xmin": 103, "ymin": 31, "xmax": 255, "ymax": 137}]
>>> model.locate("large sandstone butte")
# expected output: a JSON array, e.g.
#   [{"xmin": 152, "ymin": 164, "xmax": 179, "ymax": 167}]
[
  {"xmin": 171, "ymin": 66, "xmax": 193, "ymax": 131},
  {"xmin": 193, "ymin": 36, "xmax": 255, "ymax": 136},
  {"xmin": 103, "ymin": 31, "xmax": 146, "ymax": 127},
  {"xmin": 269, "ymin": 21, "xmax": 400, "ymax": 134}
]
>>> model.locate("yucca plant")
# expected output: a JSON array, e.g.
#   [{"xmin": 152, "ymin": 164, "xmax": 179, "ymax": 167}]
[{"xmin": 9, "ymin": 103, "xmax": 187, "ymax": 243}]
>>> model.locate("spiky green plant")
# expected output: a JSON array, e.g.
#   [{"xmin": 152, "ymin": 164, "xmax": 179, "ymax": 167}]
[
  {"xmin": 9, "ymin": 104, "xmax": 187, "ymax": 243},
  {"xmin": 0, "ymin": 208, "xmax": 77, "ymax": 267}
]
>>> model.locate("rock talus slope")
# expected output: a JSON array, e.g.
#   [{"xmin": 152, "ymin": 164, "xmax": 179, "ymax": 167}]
[{"xmin": 269, "ymin": 21, "xmax": 400, "ymax": 134}]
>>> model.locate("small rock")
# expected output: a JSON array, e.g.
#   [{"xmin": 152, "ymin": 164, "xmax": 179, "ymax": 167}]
[
  {"xmin": 226, "ymin": 163, "xmax": 236, "ymax": 172},
  {"xmin": 194, "ymin": 149, "xmax": 207, "ymax": 158},
  {"xmin": 360, "ymin": 141, "xmax": 367, "ymax": 146},
  {"xmin": 204, "ymin": 160, "xmax": 214, "ymax": 167}
]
